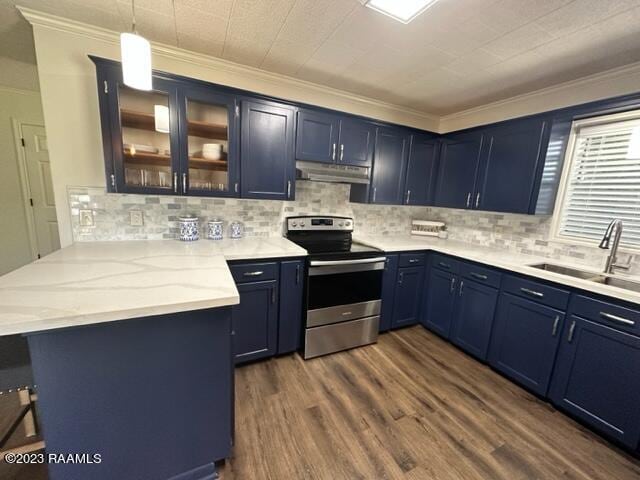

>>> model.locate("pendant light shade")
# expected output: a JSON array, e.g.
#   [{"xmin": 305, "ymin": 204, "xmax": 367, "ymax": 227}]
[{"xmin": 121, "ymin": 32, "xmax": 152, "ymax": 91}]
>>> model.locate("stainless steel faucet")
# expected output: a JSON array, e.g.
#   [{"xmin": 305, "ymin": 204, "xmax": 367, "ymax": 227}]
[{"xmin": 598, "ymin": 219, "xmax": 631, "ymax": 274}]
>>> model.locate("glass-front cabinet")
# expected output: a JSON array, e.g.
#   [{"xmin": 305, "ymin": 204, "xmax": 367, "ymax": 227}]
[
  {"xmin": 96, "ymin": 59, "xmax": 239, "ymax": 197},
  {"xmin": 179, "ymin": 88, "xmax": 239, "ymax": 197}
]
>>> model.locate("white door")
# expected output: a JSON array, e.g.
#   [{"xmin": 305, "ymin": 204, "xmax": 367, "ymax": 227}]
[{"xmin": 22, "ymin": 124, "xmax": 60, "ymax": 258}]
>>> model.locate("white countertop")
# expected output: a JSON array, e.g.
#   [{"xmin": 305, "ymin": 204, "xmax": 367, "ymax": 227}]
[
  {"xmin": 355, "ymin": 234, "xmax": 640, "ymax": 306},
  {"xmin": 0, "ymin": 237, "xmax": 306, "ymax": 336}
]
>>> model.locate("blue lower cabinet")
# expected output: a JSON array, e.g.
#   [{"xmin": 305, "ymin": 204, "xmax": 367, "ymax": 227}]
[
  {"xmin": 450, "ymin": 279, "xmax": 498, "ymax": 361},
  {"xmin": 232, "ymin": 280, "xmax": 278, "ymax": 364},
  {"xmin": 422, "ymin": 267, "xmax": 457, "ymax": 338},
  {"xmin": 392, "ymin": 266, "xmax": 424, "ymax": 328},
  {"xmin": 278, "ymin": 260, "xmax": 304, "ymax": 354},
  {"xmin": 549, "ymin": 316, "xmax": 640, "ymax": 449},
  {"xmin": 488, "ymin": 293, "xmax": 564, "ymax": 397},
  {"xmin": 380, "ymin": 254, "xmax": 399, "ymax": 332}
]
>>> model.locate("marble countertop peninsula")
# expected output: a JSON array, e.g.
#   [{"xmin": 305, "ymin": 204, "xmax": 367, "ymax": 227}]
[
  {"xmin": 355, "ymin": 234, "xmax": 640, "ymax": 306},
  {"xmin": 0, "ymin": 237, "xmax": 306, "ymax": 336}
]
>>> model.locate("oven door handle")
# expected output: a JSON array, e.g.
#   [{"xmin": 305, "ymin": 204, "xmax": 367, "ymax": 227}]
[{"xmin": 309, "ymin": 256, "xmax": 387, "ymax": 267}]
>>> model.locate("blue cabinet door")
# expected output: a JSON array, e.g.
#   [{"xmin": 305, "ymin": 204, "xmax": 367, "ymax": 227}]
[
  {"xmin": 450, "ymin": 279, "xmax": 498, "ymax": 361},
  {"xmin": 392, "ymin": 265, "xmax": 425, "ymax": 328},
  {"xmin": 338, "ymin": 118, "xmax": 375, "ymax": 167},
  {"xmin": 404, "ymin": 134, "xmax": 439, "ymax": 206},
  {"xmin": 475, "ymin": 118, "xmax": 548, "ymax": 213},
  {"xmin": 231, "ymin": 280, "xmax": 278, "ymax": 364},
  {"xmin": 488, "ymin": 293, "xmax": 564, "ymax": 397},
  {"xmin": 422, "ymin": 268, "xmax": 457, "ymax": 338},
  {"xmin": 435, "ymin": 131, "xmax": 483, "ymax": 209},
  {"xmin": 278, "ymin": 260, "xmax": 304, "ymax": 354},
  {"xmin": 380, "ymin": 254, "xmax": 399, "ymax": 332},
  {"xmin": 295, "ymin": 109, "xmax": 339, "ymax": 164},
  {"xmin": 240, "ymin": 100, "xmax": 295, "ymax": 200},
  {"xmin": 370, "ymin": 127, "xmax": 410, "ymax": 204},
  {"xmin": 549, "ymin": 316, "xmax": 640, "ymax": 449}
]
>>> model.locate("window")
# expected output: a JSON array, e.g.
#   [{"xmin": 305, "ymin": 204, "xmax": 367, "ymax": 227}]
[{"xmin": 553, "ymin": 111, "xmax": 640, "ymax": 250}]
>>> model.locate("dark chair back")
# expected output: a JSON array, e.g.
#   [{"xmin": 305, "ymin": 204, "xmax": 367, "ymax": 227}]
[{"xmin": 0, "ymin": 335, "xmax": 33, "ymax": 393}]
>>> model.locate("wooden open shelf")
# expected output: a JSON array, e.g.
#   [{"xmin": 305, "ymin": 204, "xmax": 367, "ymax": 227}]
[
  {"xmin": 189, "ymin": 155, "xmax": 228, "ymax": 171},
  {"xmin": 123, "ymin": 151, "xmax": 170, "ymax": 166},
  {"xmin": 120, "ymin": 109, "xmax": 228, "ymax": 140}
]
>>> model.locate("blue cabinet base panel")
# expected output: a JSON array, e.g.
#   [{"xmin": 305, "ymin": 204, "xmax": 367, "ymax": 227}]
[{"xmin": 27, "ymin": 308, "xmax": 233, "ymax": 480}]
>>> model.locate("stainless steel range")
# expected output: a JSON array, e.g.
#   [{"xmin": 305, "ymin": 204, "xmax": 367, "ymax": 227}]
[{"xmin": 286, "ymin": 216, "xmax": 385, "ymax": 359}]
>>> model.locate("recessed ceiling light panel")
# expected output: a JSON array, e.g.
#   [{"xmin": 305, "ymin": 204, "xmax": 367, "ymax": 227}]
[{"xmin": 365, "ymin": 0, "xmax": 440, "ymax": 24}]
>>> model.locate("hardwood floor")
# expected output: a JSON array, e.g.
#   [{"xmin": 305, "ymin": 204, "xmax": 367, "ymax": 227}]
[{"xmin": 219, "ymin": 326, "xmax": 640, "ymax": 480}]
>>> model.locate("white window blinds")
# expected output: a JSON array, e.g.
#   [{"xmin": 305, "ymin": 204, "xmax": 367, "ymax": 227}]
[{"xmin": 558, "ymin": 117, "xmax": 640, "ymax": 248}]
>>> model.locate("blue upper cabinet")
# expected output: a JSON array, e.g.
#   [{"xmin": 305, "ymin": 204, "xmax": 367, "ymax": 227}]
[
  {"xmin": 338, "ymin": 117, "xmax": 375, "ymax": 167},
  {"xmin": 295, "ymin": 109, "xmax": 374, "ymax": 167},
  {"xmin": 475, "ymin": 117, "xmax": 549, "ymax": 214},
  {"xmin": 295, "ymin": 110, "xmax": 340, "ymax": 163},
  {"xmin": 404, "ymin": 134, "xmax": 440, "ymax": 206},
  {"xmin": 177, "ymin": 86, "xmax": 240, "ymax": 197},
  {"xmin": 369, "ymin": 127, "xmax": 411, "ymax": 205},
  {"xmin": 240, "ymin": 99, "xmax": 296, "ymax": 200},
  {"xmin": 435, "ymin": 131, "xmax": 483, "ymax": 209}
]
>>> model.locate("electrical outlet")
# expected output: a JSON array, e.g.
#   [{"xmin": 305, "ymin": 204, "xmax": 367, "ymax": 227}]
[
  {"xmin": 79, "ymin": 209, "xmax": 94, "ymax": 227},
  {"xmin": 129, "ymin": 210, "xmax": 144, "ymax": 226}
]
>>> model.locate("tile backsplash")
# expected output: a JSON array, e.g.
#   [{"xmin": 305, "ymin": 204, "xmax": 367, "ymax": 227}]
[{"xmin": 68, "ymin": 181, "xmax": 639, "ymax": 274}]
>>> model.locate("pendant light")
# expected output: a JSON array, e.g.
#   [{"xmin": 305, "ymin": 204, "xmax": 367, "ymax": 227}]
[{"xmin": 120, "ymin": 0, "xmax": 152, "ymax": 90}]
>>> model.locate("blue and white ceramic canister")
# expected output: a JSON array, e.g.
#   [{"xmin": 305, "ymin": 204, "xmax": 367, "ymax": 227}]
[
  {"xmin": 229, "ymin": 221, "xmax": 244, "ymax": 239},
  {"xmin": 207, "ymin": 219, "xmax": 224, "ymax": 240},
  {"xmin": 178, "ymin": 216, "xmax": 199, "ymax": 241}
]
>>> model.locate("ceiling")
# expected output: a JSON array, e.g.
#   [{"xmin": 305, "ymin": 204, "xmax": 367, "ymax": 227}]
[{"xmin": 1, "ymin": 0, "xmax": 640, "ymax": 115}]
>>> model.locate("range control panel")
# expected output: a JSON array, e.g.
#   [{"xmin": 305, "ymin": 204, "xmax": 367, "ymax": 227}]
[{"xmin": 286, "ymin": 216, "xmax": 353, "ymax": 232}]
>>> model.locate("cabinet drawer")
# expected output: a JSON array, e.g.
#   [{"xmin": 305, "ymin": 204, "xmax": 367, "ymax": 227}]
[
  {"xmin": 570, "ymin": 294, "xmax": 640, "ymax": 334},
  {"xmin": 460, "ymin": 262, "xmax": 501, "ymax": 289},
  {"xmin": 230, "ymin": 262, "xmax": 278, "ymax": 283},
  {"xmin": 399, "ymin": 252, "xmax": 426, "ymax": 268},
  {"xmin": 502, "ymin": 274, "xmax": 570, "ymax": 310},
  {"xmin": 431, "ymin": 253, "xmax": 459, "ymax": 274}
]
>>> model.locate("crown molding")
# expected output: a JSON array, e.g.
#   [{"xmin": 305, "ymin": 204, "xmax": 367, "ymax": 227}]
[
  {"xmin": 439, "ymin": 61, "xmax": 640, "ymax": 131},
  {"xmin": 17, "ymin": 6, "xmax": 439, "ymax": 128}
]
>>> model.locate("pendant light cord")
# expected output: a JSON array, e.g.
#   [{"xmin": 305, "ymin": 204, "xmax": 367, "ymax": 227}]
[{"xmin": 131, "ymin": 0, "xmax": 137, "ymax": 33}]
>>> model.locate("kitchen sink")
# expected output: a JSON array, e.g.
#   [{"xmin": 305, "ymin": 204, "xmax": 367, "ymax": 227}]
[
  {"xmin": 529, "ymin": 263, "xmax": 601, "ymax": 280},
  {"xmin": 530, "ymin": 262, "xmax": 640, "ymax": 293}
]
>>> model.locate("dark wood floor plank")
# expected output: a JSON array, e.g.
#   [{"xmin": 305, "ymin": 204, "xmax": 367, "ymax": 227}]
[{"xmin": 219, "ymin": 326, "xmax": 640, "ymax": 480}]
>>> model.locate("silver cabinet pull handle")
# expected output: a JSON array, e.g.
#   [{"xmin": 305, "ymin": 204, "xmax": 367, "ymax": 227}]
[
  {"xmin": 287, "ymin": 180, "xmax": 291, "ymax": 199},
  {"xmin": 466, "ymin": 192, "xmax": 471, "ymax": 207},
  {"xmin": 408, "ymin": 258, "xmax": 419, "ymax": 263},
  {"xmin": 398, "ymin": 272, "xmax": 404, "ymax": 285},
  {"xmin": 234, "ymin": 182, "xmax": 239, "ymax": 193},
  {"xmin": 475, "ymin": 192, "xmax": 480, "ymax": 208},
  {"xmin": 521, "ymin": 287, "xmax": 544, "ymax": 298},
  {"xmin": 567, "ymin": 320, "xmax": 576, "ymax": 342},
  {"xmin": 372, "ymin": 187, "xmax": 377, "ymax": 203},
  {"xmin": 450, "ymin": 277, "xmax": 456, "ymax": 293},
  {"xmin": 406, "ymin": 190, "xmax": 411, "ymax": 204},
  {"xmin": 470, "ymin": 272, "xmax": 488, "ymax": 280},
  {"xmin": 332, "ymin": 143, "xmax": 336, "ymax": 161},
  {"xmin": 340, "ymin": 143, "xmax": 344, "ymax": 161},
  {"xmin": 182, "ymin": 173, "xmax": 187, "ymax": 193},
  {"xmin": 243, "ymin": 271, "xmax": 264, "ymax": 277},
  {"xmin": 600, "ymin": 312, "xmax": 635, "ymax": 326},
  {"xmin": 173, "ymin": 172, "xmax": 178, "ymax": 193},
  {"xmin": 552, "ymin": 315, "xmax": 560, "ymax": 336},
  {"xmin": 110, "ymin": 173, "xmax": 116, "ymax": 190},
  {"xmin": 439, "ymin": 262, "xmax": 450, "ymax": 269},
  {"xmin": 459, "ymin": 280, "xmax": 464, "ymax": 297}
]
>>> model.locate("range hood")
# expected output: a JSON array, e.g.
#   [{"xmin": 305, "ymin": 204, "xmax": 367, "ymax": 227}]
[{"xmin": 296, "ymin": 161, "xmax": 370, "ymax": 184}]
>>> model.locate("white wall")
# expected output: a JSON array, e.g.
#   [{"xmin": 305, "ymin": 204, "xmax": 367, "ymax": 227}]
[{"xmin": 0, "ymin": 87, "xmax": 44, "ymax": 274}]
